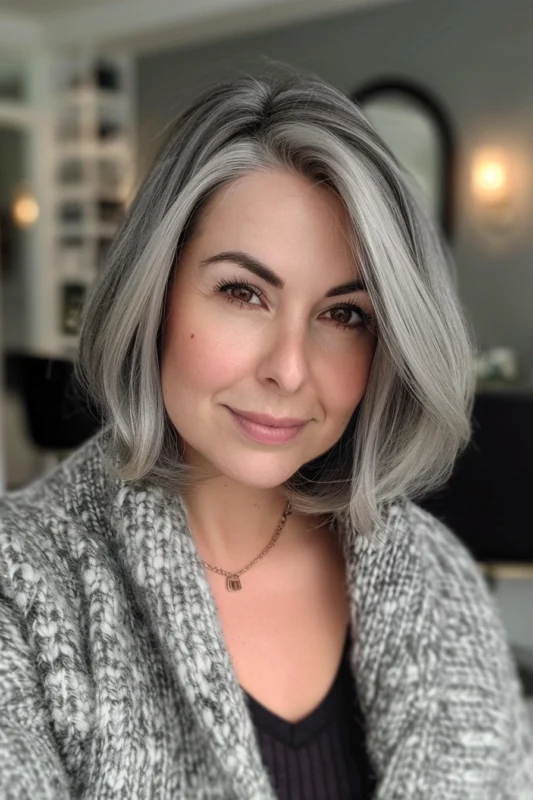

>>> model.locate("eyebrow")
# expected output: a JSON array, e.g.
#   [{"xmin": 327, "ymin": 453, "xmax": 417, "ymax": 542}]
[{"xmin": 198, "ymin": 251, "xmax": 367, "ymax": 298}]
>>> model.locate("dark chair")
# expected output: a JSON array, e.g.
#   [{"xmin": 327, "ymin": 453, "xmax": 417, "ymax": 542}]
[{"xmin": 5, "ymin": 352, "xmax": 102, "ymax": 456}]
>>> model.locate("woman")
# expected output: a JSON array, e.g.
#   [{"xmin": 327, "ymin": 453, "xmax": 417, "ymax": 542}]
[{"xmin": 1, "ymin": 68, "xmax": 532, "ymax": 800}]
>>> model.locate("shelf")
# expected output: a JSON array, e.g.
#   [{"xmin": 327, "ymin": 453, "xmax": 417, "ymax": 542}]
[
  {"xmin": 57, "ymin": 221, "xmax": 120, "ymax": 238},
  {"xmin": 55, "ymin": 186, "xmax": 127, "ymax": 203},
  {"xmin": 58, "ymin": 339, "xmax": 81, "ymax": 360},
  {"xmin": 55, "ymin": 259, "xmax": 98, "ymax": 281},
  {"xmin": 476, "ymin": 381, "xmax": 533, "ymax": 395},
  {"xmin": 57, "ymin": 87, "xmax": 129, "ymax": 111},
  {"xmin": 54, "ymin": 139, "xmax": 133, "ymax": 160},
  {"xmin": 479, "ymin": 563, "xmax": 533, "ymax": 579},
  {"xmin": 29, "ymin": 53, "xmax": 136, "ymax": 359}
]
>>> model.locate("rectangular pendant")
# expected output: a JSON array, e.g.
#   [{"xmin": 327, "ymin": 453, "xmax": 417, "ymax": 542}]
[{"xmin": 227, "ymin": 575, "xmax": 242, "ymax": 591}]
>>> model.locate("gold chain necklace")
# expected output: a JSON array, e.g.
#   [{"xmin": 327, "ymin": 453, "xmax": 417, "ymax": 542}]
[{"xmin": 200, "ymin": 500, "xmax": 292, "ymax": 591}]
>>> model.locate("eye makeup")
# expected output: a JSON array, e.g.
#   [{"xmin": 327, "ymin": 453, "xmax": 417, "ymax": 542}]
[{"xmin": 212, "ymin": 276, "xmax": 374, "ymax": 332}]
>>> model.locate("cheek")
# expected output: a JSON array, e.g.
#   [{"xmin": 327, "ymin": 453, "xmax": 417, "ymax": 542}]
[
  {"xmin": 162, "ymin": 316, "xmax": 247, "ymax": 395},
  {"xmin": 322, "ymin": 339, "xmax": 375, "ymax": 414}
]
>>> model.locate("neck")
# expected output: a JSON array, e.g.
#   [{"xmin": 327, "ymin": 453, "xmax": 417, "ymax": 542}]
[{"xmin": 181, "ymin": 479, "xmax": 293, "ymax": 569}]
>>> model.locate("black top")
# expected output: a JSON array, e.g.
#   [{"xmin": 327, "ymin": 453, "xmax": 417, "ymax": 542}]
[{"xmin": 242, "ymin": 627, "xmax": 376, "ymax": 799}]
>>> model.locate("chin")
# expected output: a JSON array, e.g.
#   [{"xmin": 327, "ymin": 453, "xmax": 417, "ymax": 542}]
[{"xmin": 210, "ymin": 453, "xmax": 302, "ymax": 489}]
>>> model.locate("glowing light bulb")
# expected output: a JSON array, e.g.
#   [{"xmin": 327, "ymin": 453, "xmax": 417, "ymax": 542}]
[
  {"xmin": 480, "ymin": 163, "xmax": 505, "ymax": 191},
  {"xmin": 472, "ymin": 150, "xmax": 509, "ymax": 204},
  {"xmin": 471, "ymin": 147, "xmax": 518, "ymax": 231},
  {"xmin": 12, "ymin": 193, "xmax": 39, "ymax": 228}
]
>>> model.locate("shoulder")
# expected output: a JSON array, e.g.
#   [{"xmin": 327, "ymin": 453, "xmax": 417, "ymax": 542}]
[
  {"xmin": 1, "ymin": 428, "xmax": 112, "ymax": 519},
  {"xmin": 0, "ymin": 430, "xmax": 115, "ymax": 599},
  {"xmin": 396, "ymin": 497, "xmax": 523, "ymax": 670},
  {"xmin": 397, "ymin": 498, "xmax": 486, "ymax": 576},
  {"xmin": 0, "ymin": 440, "xmax": 111, "ymax": 797},
  {"xmin": 374, "ymin": 498, "xmax": 492, "ymax": 595},
  {"xmin": 383, "ymin": 500, "xmax": 533, "ymax": 785},
  {"xmin": 381, "ymin": 499, "xmax": 510, "ymax": 651},
  {"xmin": 346, "ymin": 500, "xmax": 533, "ymax": 790},
  {"xmin": 349, "ymin": 498, "xmax": 492, "ymax": 605},
  {"xmin": 345, "ymin": 498, "xmax": 509, "ymax": 660}
]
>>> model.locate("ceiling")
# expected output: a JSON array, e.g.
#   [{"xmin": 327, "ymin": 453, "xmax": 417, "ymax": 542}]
[
  {"xmin": 0, "ymin": 0, "xmax": 409, "ymax": 53},
  {"xmin": 0, "ymin": 0, "xmax": 109, "ymax": 12}
]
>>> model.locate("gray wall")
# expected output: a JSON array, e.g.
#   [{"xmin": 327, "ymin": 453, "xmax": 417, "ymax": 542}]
[{"xmin": 137, "ymin": 0, "xmax": 533, "ymax": 377}]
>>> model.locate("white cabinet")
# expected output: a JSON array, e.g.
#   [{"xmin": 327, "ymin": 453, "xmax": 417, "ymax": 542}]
[{"xmin": 52, "ymin": 52, "xmax": 136, "ymax": 358}]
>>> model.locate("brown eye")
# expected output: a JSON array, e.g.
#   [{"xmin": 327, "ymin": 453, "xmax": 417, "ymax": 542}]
[
  {"xmin": 330, "ymin": 307, "xmax": 355, "ymax": 326},
  {"xmin": 230, "ymin": 286, "xmax": 254, "ymax": 303},
  {"xmin": 214, "ymin": 278, "xmax": 264, "ymax": 308},
  {"xmin": 323, "ymin": 302, "xmax": 371, "ymax": 331}
]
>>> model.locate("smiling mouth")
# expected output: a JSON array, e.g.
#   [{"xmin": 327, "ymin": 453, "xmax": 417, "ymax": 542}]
[
  {"xmin": 225, "ymin": 407, "xmax": 307, "ymax": 444},
  {"xmin": 226, "ymin": 407, "xmax": 308, "ymax": 428}
]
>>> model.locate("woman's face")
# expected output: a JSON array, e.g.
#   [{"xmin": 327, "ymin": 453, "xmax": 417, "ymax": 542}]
[{"xmin": 161, "ymin": 169, "xmax": 377, "ymax": 488}]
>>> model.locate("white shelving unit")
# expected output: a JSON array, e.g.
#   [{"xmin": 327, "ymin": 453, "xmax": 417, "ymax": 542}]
[
  {"xmin": 0, "ymin": 50, "xmax": 136, "ymax": 488},
  {"xmin": 52, "ymin": 52, "xmax": 136, "ymax": 358},
  {"xmin": 0, "ymin": 50, "xmax": 136, "ymax": 360}
]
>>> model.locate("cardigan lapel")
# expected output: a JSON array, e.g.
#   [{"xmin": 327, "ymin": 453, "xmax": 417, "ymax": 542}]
[
  {"xmin": 339, "ymin": 503, "xmax": 448, "ymax": 800},
  {"xmin": 103, "ymin": 438, "xmax": 419, "ymax": 799},
  {"xmin": 108, "ymin": 478, "xmax": 278, "ymax": 800},
  {"xmin": 90, "ymin": 433, "xmax": 524, "ymax": 798}
]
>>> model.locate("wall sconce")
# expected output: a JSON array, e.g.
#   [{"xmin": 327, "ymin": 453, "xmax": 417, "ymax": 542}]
[
  {"xmin": 11, "ymin": 190, "xmax": 39, "ymax": 229},
  {"xmin": 471, "ymin": 148, "xmax": 515, "ymax": 230}
]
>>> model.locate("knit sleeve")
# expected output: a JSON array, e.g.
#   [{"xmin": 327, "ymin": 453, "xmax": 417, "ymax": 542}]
[
  {"xmin": 475, "ymin": 575, "xmax": 533, "ymax": 797},
  {"xmin": 417, "ymin": 504, "xmax": 533, "ymax": 799},
  {"xmin": 0, "ymin": 593, "xmax": 72, "ymax": 800}
]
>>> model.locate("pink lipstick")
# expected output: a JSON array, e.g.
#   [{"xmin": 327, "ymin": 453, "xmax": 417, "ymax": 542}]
[{"xmin": 226, "ymin": 407, "xmax": 307, "ymax": 444}]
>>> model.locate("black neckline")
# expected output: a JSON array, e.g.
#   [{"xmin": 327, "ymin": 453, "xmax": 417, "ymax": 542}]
[{"xmin": 241, "ymin": 626, "xmax": 352, "ymax": 748}]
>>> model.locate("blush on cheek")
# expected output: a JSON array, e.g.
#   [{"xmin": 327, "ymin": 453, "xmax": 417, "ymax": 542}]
[
  {"xmin": 174, "ymin": 330, "xmax": 234, "ymax": 390},
  {"xmin": 325, "ymin": 355, "xmax": 373, "ymax": 418},
  {"xmin": 331, "ymin": 370, "xmax": 368, "ymax": 407}
]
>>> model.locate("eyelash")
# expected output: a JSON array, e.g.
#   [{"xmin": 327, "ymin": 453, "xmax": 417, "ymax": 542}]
[{"xmin": 213, "ymin": 278, "xmax": 374, "ymax": 331}]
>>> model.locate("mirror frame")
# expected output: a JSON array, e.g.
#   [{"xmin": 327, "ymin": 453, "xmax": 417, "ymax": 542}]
[{"xmin": 352, "ymin": 78, "xmax": 456, "ymax": 240}]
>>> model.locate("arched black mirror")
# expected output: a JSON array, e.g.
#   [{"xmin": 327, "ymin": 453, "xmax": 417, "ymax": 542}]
[{"xmin": 352, "ymin": 78, "xmax": 455, "ymax": 239}]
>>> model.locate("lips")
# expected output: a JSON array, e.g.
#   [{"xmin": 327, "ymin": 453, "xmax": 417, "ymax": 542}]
[
  {"xmin": 226, "ymin": 407, "xmax": 308, "ymax": 428},
  {"xmin": 225, "ymin": 407, "xmax": 307, "ymax": 445}
]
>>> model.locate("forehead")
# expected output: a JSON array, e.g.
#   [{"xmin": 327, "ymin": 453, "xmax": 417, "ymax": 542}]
[{"xmin": 189, "ymin": 169, "xmax": 359, "ymax": 277}]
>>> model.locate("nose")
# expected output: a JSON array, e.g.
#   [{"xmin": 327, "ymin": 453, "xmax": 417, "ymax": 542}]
[{"xmin": 256, "ymin": 319, "xmax": 310, "ymax": 394}]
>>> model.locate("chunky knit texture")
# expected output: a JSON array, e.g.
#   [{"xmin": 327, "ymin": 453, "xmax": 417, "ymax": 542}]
[{"xmin": 0, "ymin": 429, "xmax": 532, "ymax": 799}]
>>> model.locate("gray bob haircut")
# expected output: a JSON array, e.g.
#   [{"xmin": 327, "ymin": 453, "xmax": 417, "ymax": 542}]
[{"xmin": 76, "ymin": 66, "xmax": 476, "ymax": 543}]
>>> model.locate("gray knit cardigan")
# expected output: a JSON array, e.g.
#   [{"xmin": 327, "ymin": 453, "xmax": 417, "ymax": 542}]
[{"xmin": 1, "ymin": 429, "xmax": 532, "ymax": 800}]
